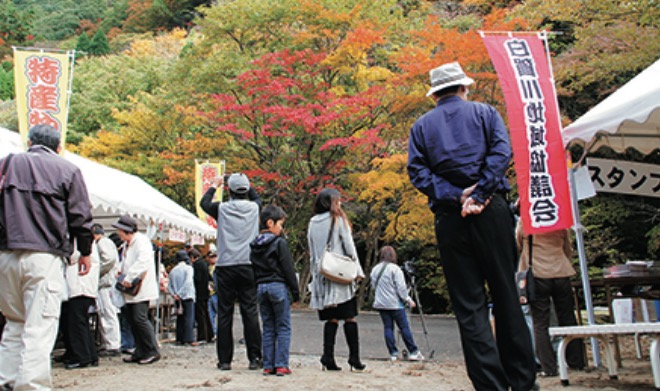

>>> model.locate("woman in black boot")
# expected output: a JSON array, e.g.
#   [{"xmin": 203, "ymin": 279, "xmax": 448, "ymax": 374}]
[{"xmin": 308, "ymin": 189, "xmax": 366, "ymax": 372}]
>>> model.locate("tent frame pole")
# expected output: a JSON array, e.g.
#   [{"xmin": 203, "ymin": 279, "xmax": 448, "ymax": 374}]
[
  {"xmin": 569, "ymin": 164, "xmax": 601, "ymax": 366},
  {"xmin": 540, "ymin": 29, "xmax": 601, "ymax": 366}
]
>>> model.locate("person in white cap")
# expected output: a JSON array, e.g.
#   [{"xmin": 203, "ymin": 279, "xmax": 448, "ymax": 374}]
[
  {"xmin": 200, "ymin": 173, "xmax": 262, "ymax": 371},
  {"xmin": 407, "ymin": 62, "xmax": 537, "ymax": 390}
]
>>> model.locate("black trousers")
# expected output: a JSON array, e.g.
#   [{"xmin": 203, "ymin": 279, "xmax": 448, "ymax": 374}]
[
  {"xmin": 530, "ymin": 277, "xmax": 585, "ymax": 373},
  {"xmin": 176, "ymin": 299, "xmax": 195, "ymax": 344},
  {"xmin": 62, "ymin": 296, "xmax": 98, "ymax": 365},
  {"xmin": 125, "ymin": 301, "xmax": 159, "ymax": 360},
  {"xmin": 214, "ymin": 265, "xmax": 262, "ymax": 364},
  {"xmin": 0, "ymin": 311, "xmax": 5, "ymax": 341},
  {"xmin": 195, "ymin": 298, "xmax": 214, "ymax": 342},
  {"xmin": 435, "ymin": 195, "xmax": 536, "ymax": 391}
]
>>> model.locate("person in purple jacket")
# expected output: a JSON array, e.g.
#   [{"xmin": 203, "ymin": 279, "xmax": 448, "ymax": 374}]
[
  {"xmin": 407, "ymin": 62, "xmax": 536, "ymax": 391},
  {"xmin": 0, "ymin": 124, "xmax": 93, "ymax": 390}
]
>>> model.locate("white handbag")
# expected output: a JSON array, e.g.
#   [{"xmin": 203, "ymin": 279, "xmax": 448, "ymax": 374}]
[{"xmin": 319, "ymin": 218, "xmax": 359, "ymax": 285}]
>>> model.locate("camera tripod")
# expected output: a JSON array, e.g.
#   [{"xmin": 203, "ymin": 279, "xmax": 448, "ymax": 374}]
[{"xmin": 400, "ymin": 272, "xmax": 435, "ymax": 359}]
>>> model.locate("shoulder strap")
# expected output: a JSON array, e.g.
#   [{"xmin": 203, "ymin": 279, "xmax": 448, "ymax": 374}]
[
  {"xmin": 373, "ymin": 263, "xmax": 389, "ymax": 291},
  {"xmin": 325, "ymin": 217, "xmax": 336, "ymax": 247}
]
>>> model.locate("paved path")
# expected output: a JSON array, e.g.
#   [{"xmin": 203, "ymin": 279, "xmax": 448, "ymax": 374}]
[{"xmin": 227, "ymin": 308, "xmax": 464, "ymax": 363}]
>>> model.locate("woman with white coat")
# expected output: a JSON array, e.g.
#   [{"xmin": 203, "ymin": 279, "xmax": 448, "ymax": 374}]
[{"xmin": 112, "ymin": 215, "xmax": 160, "ymax": 365}]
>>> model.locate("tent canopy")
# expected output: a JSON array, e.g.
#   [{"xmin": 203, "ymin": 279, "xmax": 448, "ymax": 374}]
[
  {"xmin": 562, "ymin": 58, "xmax": 660, "ymax": 154},
  {"xmin": 0, "ymin": 127, "xmax": 215, "ymax": 239}
]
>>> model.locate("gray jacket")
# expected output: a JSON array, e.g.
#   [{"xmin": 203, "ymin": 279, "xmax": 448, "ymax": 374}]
[
  {"xmin": 216, "ymin": 199, "xmax": 260, "ymax": 267},
  {"xmin": 307, "ymin": 213, "xmax": 364, "ymax": 310},
  {"xmin": 370, "ymin": 262, "xmax": 412, "ymax": 310},
  {"xmin": 168, "ymin": 262, "xmax": 196, "ymax": 301}
]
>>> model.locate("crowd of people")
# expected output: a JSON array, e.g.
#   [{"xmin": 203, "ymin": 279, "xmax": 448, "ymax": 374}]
[{"xmin": 0, "ymin": 61, "xmax": 589, "ymax": 391}]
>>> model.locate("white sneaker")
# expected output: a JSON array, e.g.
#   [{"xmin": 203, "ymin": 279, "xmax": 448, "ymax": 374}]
[
  {"xmin": 390, "ymin": 355, "xmax": 398, "ymax": 362},
  {"xmin": 408, "ymin": 351, "xmax": 424, "ymax": 361}
]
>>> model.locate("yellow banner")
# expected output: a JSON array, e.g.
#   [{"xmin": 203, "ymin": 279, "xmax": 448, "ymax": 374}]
[
  {"xmin": 13, "ymin": 48, "xmax": 73, "ymax": 151},
  {"xmin": 195, "ymin": 160, "xmax": 225, "ymax": 229}
]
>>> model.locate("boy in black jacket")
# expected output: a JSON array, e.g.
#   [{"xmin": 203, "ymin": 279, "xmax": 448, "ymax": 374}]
[{"xmin": 250, "ymin": 205, "xmax": 300, "ymax": 376}]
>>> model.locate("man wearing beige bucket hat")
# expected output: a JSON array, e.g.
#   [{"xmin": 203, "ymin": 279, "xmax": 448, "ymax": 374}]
[{"xmin": 407, "ymin": 62, "xmax": 537, "ymax": 390}]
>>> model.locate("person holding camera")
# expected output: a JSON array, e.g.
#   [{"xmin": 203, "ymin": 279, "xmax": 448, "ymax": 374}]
[
  {"xmin": 307, "ymin": 188, "xmax": 366, "ymax": 372},
  {"xmin": 370, "ymin": 246, "xmax": 423, "ymax": 362},
  {"xmin": 200, "ymin": 173, "xmax": 263, "ymax": 371}
]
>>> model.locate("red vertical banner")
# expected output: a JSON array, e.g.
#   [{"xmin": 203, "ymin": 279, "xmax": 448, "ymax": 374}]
[{"xmin": 481, "ymin": 32, "xmax": 573, "ymax": 234}]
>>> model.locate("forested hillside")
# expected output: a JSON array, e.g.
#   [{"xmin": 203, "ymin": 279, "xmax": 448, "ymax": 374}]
[{"xmin": 1, "ymin": 0, "xmax": 658, "ymax": 312}]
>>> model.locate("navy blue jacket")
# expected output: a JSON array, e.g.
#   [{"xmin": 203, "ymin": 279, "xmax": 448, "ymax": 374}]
[{"xmin": 407, "ymin": 95, "xmax": 512, "ymax": 212}]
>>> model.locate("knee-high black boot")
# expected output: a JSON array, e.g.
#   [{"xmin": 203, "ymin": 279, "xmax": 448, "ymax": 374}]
[
  {"xmin": 320, "ymin": 321, "xmax": 341, "ymax": 371},
  {"xmin": 344, "ymin": 322, "xmax": 366, "ymax": 372}
]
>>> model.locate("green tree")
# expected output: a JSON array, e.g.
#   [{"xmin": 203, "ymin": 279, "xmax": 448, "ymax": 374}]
[
  {"xmin": 511, "ymin": 0, "xmax": 660, "ymax": 119},
  {"xmin": 32, "ymin": 10, "xmax": 80, "ymax": 41},
  {"xmin": 0, "ymin": 66, "xmax": 14, "ymax": 101},
  {"xmin": 0, "ymin": 0, "xmax": 33, "ymax": 58},
  {"xmin": 0, "ymin": 0, "xmax": 33, "ymax": 41},
  {"xmin": 89, "ymin": 29, "xmax": 111, "ymax": 55},
  {"xmin": 62, "ymin": 0, "xmax": 660, "ymax": 313},
  {"xmin": 75, "ymin": 32, "xmax": 91, "ymax": 53},
  {"xmin": 101, "ymin": 0, "xmax": 129, "ymax": 32},
  {"xmin": 69, "ymin": 52, "xmax": 174, "ymax": 139}
]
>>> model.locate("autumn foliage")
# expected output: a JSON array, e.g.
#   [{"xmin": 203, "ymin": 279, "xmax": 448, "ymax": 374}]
[{"xmin": 3, "ymin": 0, "xmax": 658, "ymax": 312}]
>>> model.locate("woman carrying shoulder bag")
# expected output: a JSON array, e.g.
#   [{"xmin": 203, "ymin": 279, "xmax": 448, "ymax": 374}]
[
  {"xmin": 371, "ymin": 246, "xmax": 424, "ymax": 362},
  {"xmin": 307, "ymin": 188, "xmax": 366, "ymax": 372}
]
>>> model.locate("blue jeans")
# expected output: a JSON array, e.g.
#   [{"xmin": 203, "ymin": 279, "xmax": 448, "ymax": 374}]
[
  {"xmin": 208, "ymin": 294, "xmax": 218, "ymax": 336},
  {"xmin": 378, "ymin": 308, "xmax": 418, "ymax": 356},
  {"xmin": 257, "ymin": 282, "xmax": 291, "ymax": 369}
]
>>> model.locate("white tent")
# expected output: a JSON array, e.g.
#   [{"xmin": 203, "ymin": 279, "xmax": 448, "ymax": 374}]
[
  {"xmin": 561, "ymin": 59, "xmax": 660, "ymax": 366},
  {"xmin": 0, "ymin": 127, "xmax": 215, "ymax": 239},
  {"xmin": 563, "ymin": 58, "xmax": 660, "ymax": 153}
]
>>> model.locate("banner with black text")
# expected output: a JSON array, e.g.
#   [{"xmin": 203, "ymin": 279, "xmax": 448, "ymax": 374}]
[{"xmin": 481, "ymin": 32, "xmax": 573, "ymax": 234}]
